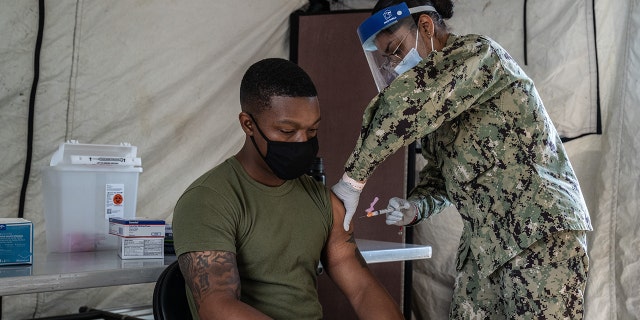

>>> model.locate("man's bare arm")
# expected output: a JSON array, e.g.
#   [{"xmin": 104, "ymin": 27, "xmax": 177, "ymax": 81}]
[
  {"xmin": 322, "ymin": 192, "xmax": 404, "ymax": 319},
  {"xmin": 178, "ymin": 251, "xmax": 272, "ymax": 320}
]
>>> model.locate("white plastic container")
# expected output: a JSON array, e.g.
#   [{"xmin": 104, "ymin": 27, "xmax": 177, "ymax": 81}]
[{"xmin": 42, "ymin": 141, "xmax": 143, "ymax": 253}]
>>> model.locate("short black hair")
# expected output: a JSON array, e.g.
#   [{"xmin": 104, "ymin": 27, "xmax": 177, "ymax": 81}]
[{"xmin": 240, "ymin": 58, "xmax": 317, "ymax": 114}]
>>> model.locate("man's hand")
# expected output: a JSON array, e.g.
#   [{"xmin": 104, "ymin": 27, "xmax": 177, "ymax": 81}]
[
  {"xmin": 385, "ymin": 197, "xmax": 419, "ymax": 226},
  {"xmin": 331, "ymin": 174, "xmax": 364, "ymax": 231}
]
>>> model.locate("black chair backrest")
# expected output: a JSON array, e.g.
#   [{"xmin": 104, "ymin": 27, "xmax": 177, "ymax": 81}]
[{"xmin": 153, "ymin": 260, "xmax": 193, "ymax": 320}]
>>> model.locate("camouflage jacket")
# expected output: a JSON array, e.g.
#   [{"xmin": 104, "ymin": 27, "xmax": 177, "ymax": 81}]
[{"xmin": 345, "ymin": 34, "xmax": 592, "ymax": 278}]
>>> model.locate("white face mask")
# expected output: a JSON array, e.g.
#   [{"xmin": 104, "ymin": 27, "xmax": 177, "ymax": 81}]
[{"xmin": 393, "ymin": 29, "xmax": 422, "ymax": 75}]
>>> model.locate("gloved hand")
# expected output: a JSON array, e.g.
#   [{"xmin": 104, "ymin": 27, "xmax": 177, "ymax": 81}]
[
  {"xmin": 331, "ymin": 174, "xmax": 365, "ymax": 231},
  {"xmin": 385, "ymin": 197, "xmax": 419, "ymax": 226}
]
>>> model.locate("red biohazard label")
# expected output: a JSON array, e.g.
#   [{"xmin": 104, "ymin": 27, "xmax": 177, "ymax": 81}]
[{"xmin": 113, "ymin": 193, "xmax": 124, "ymax": 205}]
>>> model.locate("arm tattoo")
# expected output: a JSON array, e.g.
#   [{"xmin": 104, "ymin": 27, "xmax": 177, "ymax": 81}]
[{"xmin": 179, "ymin": 251, "xmax": 241, "ymax": 311}]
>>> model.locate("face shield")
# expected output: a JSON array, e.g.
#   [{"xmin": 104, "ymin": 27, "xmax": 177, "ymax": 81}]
[{"xmin": 357, "ymin": 3, "xmax": 435, "ymax": 91}]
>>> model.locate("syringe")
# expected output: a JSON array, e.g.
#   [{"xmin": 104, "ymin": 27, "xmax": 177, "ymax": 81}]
[{"xmin": 360, "ymin": 208, "xmax": 394, "ymax": 218}]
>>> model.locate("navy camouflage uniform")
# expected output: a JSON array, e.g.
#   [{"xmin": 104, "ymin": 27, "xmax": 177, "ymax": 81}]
[{"xmin": 345, "ymin": 33, "xmax": 593, "ymax": 319}]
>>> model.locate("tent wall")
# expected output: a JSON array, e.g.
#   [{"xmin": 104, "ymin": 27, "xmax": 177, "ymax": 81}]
[
  {"xmin": 595, "ymin": 0, "xmax": 640, "ymax": 318},
  {"xmin": 0, "ymin": 0, "xmax": 638, "ymax": 319}
]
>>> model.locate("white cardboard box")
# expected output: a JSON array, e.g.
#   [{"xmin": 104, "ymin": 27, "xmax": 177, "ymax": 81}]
[
  {"xmin": 109, "ymin": 217, "xmax": 165, "ymax": 238},
  {"xmin": 117, "ymin": 237, "xmax": 164, "ymax": 259}
]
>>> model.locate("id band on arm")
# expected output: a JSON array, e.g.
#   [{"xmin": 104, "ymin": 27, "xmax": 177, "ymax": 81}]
[{"xmin": 342, "ymin": 172, "xmax": 366, "ymax": 191}]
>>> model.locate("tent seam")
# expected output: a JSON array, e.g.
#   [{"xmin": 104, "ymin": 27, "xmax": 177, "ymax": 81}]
[
  {"xmin": 608, "ymin": 0, "xmax": 635, "ymax": 318},
  {"xmin": 615, "ymin": 1, "xmax": 637, "ymax": 318},
  {"xmin": 65, "ymin": 0, "xmax": 82, "ymax": 141},
  {"xmin": 585, "ymin": 0, "xmax": 600, "ymax": 135}
]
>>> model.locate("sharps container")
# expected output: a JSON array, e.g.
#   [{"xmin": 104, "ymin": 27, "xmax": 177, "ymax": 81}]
[{"xmin": 42, "ymin": 140, "xmax": 143, "ymax": 253}]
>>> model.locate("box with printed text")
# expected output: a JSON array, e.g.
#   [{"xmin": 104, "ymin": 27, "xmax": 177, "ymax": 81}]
[
  {"xmin": 109, "ymin": 217, "xmax": 165, "ymax": 238},
  {"xmin": 117, "ymin": 237, "xmax": 165, "ymax": 259},
  {"xmin": 0, "ymin": 218, "xmax": 33, "ymax": 265}
]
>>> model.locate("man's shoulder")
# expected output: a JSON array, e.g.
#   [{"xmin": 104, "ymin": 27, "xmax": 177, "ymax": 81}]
[
  {"xmin": 173, "ymin": 158, "xmax": 242, "ymax": 208},
  {"xmin": 187, "ymin": 158, "xmax": 238, "ymax": 188}
]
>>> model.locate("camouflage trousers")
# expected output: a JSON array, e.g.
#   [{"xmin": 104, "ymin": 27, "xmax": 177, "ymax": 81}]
[{"xmin": 450, "ymin": 230, "xmax": 589, "ymax": 319}]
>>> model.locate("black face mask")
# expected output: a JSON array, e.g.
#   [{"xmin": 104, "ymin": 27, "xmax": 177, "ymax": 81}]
[{"xmin": 249, "ymin": 115, "xmax": 319, "ymax": 180}]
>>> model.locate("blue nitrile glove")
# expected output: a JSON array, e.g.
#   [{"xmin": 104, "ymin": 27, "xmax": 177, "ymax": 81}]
[
  {"xmin": 385, "ymin": 197, "xmax": 419, "ymax": 226},
  {"xmin": 331, "ymin": 173, "xmax": 365, "ymax": 231}
]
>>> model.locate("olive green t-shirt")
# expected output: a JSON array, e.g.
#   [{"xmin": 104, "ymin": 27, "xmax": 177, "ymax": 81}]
[{"xmin": 173, "ymin": 157, "xmax": 332, "ymax": 319}]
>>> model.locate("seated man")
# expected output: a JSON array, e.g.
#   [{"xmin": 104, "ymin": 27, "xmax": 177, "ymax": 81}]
[{"xmin": 172, "ymin": 58, "xmax": 403, "ymax": 320}]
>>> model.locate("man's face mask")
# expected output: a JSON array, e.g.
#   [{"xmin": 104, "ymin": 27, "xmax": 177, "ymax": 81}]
[{"xmin": 249, "ymin": 114, "xmax": 319, "ymax": 180}]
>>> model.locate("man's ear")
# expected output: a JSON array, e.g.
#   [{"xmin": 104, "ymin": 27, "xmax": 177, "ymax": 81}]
[{"xmin": 239, "ymin": 112, "xmax": 253, "ymax": 135}]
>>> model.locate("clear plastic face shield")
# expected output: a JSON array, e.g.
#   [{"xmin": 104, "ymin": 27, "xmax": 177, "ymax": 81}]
[{"xmin": 357, "ymin": 3, "xmax": 435, "ymax": 91}]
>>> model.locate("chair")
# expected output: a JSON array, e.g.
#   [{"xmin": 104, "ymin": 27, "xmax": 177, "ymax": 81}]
[{"xmin": 152, "ymin": 260, "xmax": 193, "ymax": 320}]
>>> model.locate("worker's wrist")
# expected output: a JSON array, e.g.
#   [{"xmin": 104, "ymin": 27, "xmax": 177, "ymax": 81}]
[
  {"xmin": 341, "ymin": 173, "xmax": 366, "ymax": 191},
  {"xmin": 405, "ymin": 213, "xmax": 419, "ymax": 226},
  {"xmin": 405, "ymin": 201, "xmax": 421, "ymax": 226}
]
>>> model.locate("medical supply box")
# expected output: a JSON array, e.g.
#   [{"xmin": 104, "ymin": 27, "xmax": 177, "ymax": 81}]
[
  {"xmin": 109, "ymin": 217, "xmax": 165, "ymax": 238},
  {"xmin": 0, "ymin": 218, "xmax": 33, "ymax": 265},
  {"xmin": 116, "ymin": 237, "xmax": 165, "ymax": 259},
  {"xmin": 109, "ymin": 217, "xmax": 165, "ymax": 259},
  {"xmin": 41, "ymin": 141, "xmax": 142, "ymax": 253}
]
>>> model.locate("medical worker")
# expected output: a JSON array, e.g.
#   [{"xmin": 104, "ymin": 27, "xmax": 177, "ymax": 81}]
[{"xmin": 330, "ymin": 0, "xmax": 593, "ymax": 318}]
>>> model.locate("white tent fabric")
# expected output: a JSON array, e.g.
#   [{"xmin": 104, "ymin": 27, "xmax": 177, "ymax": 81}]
[
  {"xmin": 0, "ymin": 0, "xmax": 638, "ymax": 319},
  {"xmin": 447, "ymin": 0, "xmax": 600, "ymax": 139}
]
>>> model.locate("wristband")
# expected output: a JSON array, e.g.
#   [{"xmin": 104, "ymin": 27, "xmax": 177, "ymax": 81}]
[
  {"xmin": 407, "ymin": 213, "xmax": 419, "ymax": 226},
  {"xmin": 341, "ymin": 173, "xmax": 366, "ymax": 191}
]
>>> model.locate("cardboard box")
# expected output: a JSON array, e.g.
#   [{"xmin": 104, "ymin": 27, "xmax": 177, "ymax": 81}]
[
  {"xmin": 117, "ymin": 237, "xmax": 164, "ymax": 259},
  {"xmin": 0, "ymin": 218, "xmax": 33, "ymax": 265},
  {"xmin": 109, "ymin": 217, "xmax": 165, "ymax": 238}
]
